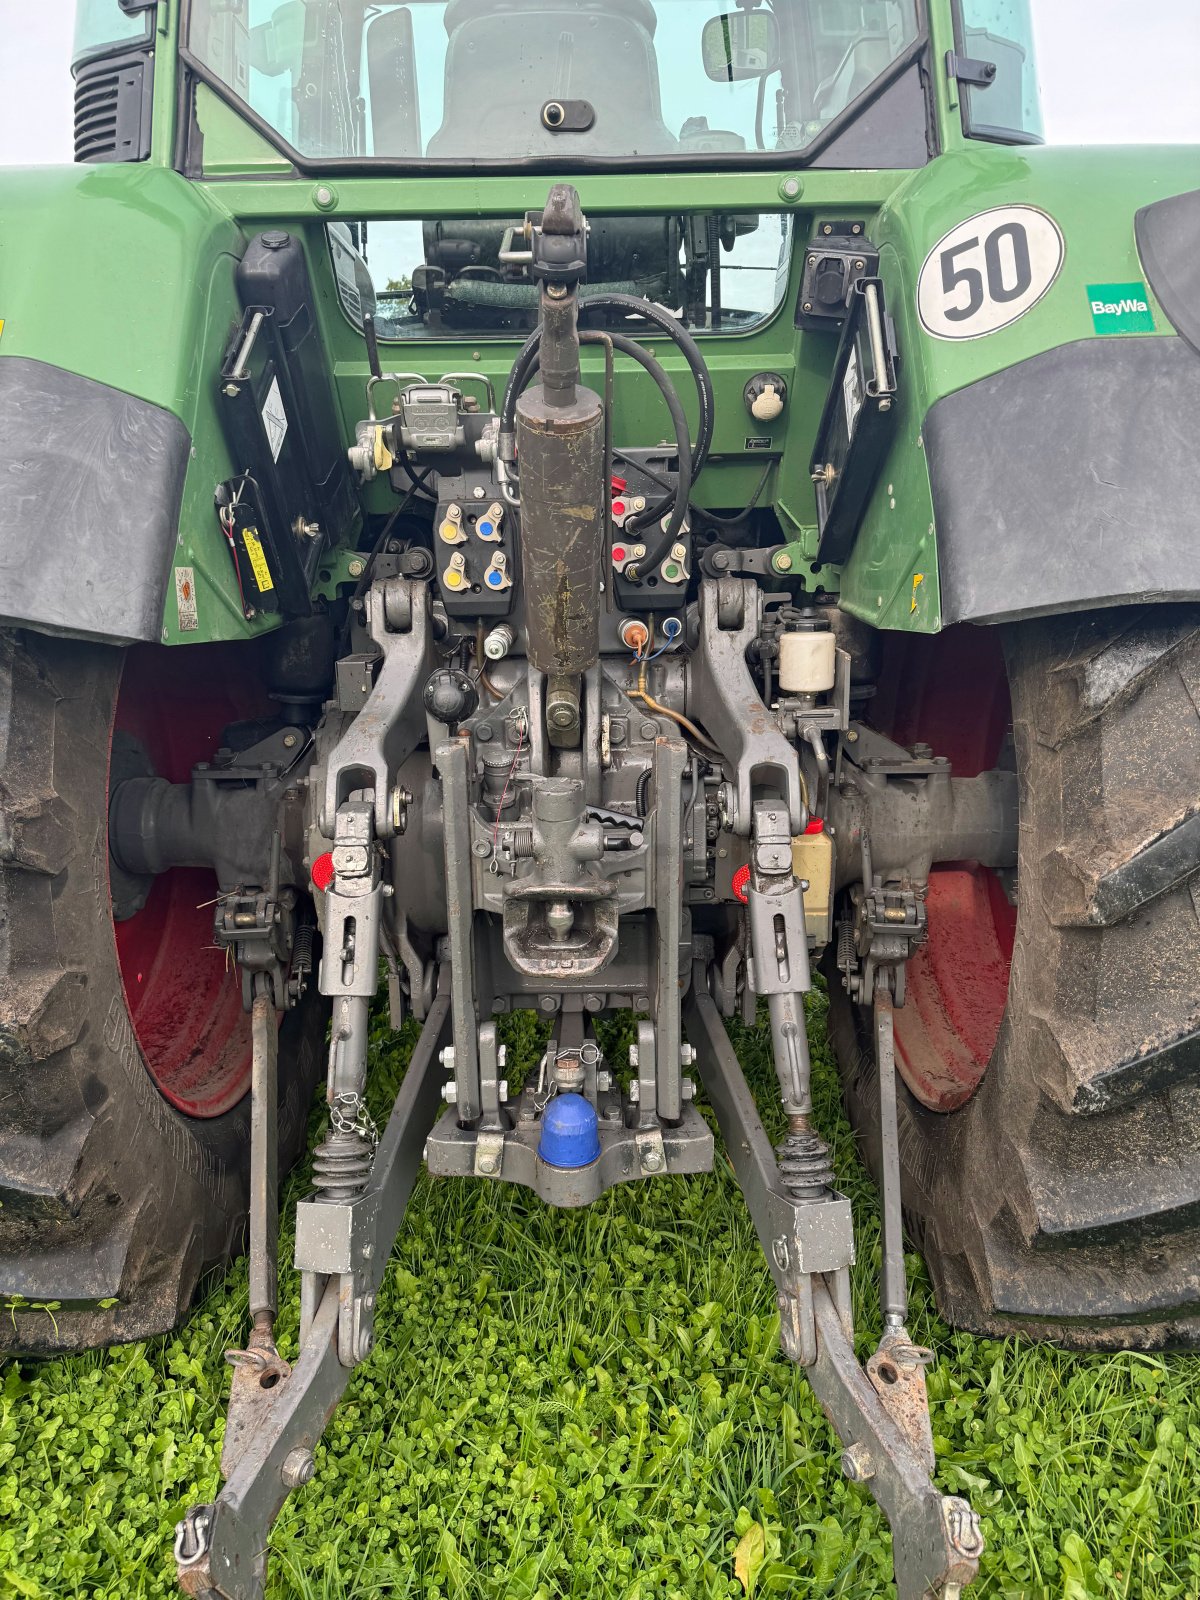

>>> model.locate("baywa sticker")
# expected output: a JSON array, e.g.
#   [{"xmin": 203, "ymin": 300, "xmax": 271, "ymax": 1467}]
[{"xmin": 917, "ymin": 206, "xmax": 1064, "ymax": 340}]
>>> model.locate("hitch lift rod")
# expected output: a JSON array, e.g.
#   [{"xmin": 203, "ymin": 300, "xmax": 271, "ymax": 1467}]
[{"xmin": 684, "ymin": 971, "xmax": 983, "ymax": 1600}]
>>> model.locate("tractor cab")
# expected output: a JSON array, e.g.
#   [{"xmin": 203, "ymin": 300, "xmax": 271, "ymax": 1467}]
[
  {"xmin": 188, "ymin": 0, "xmax": 924, "ymax": 162},
  {"xmin": 183, "ymin": 0, "xmax": 928, "ymax": 337}
]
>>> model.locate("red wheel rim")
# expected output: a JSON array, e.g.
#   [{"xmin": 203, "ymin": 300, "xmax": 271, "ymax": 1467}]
[
  {"xmin": 871, "ymin": 627, "xmax": 1016, "ymax": 1112},
  {"xmin": 110, "ymin": 643, "xmax": 268, "ymax": 1118}
]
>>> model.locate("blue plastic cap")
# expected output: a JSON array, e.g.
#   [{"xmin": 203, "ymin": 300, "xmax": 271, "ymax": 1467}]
[{"xmin": 538, "ymin": 1093, "xmax": 601, "ymax": 1169}]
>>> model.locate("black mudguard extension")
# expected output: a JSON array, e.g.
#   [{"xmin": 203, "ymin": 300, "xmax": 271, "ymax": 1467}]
[
  {"xmin": 1136, "ymin": 187, "xmax": 1200, "ymax": 359},
  {"xmin": 925, "ymin": 335, "xmax": 1200, "ymax": 626},
  {"xmin": 0, "ymin": 356, "xmax": 190, "ymax": 645}
]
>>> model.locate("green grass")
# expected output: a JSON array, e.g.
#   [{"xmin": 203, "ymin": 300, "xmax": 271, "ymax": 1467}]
[{"xmin": 2, "ymin": 992, "xmax": 1198, "ymax": 1599}]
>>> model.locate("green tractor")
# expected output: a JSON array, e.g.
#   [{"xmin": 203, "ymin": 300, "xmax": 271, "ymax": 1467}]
[{"xmin": 1, "ymin": 1, "xmax": 1196, "ymax": 1593}]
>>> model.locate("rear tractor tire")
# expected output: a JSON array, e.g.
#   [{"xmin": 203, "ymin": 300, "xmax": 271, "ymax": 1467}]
[
  {"xmin": 0, "ymin": 631, "xmax": 326, "ymax": 1354},
  {"xmin": 829, "ymin": 607, "xmax": 1200, "ymax": 1348}
]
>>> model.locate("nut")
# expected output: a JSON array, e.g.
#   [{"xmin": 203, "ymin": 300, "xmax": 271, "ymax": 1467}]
[
  {"xmin": 842, "ymin": 1443, "xmax": 875, "ymax": 1483},
  {"xmin": 281, "ymin": 1448, "xmax": 316, "ymax": 1489}
]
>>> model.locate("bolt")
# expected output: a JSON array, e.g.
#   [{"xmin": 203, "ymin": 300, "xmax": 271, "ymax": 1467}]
[
  {"xmin": 682, "ymin": 1077, "xmax": 696, "ymax": 1100},
  {"xmin": 639, "ymin": 720, "xmax": 658, "ymax": 740},
  {"xmin": 773, "ymin": 551, "xmax": 793, "ymax": 572},
  {"xmin": 498, "ymin": 1079, "xmax": 509, "ymax": 1101},
  {"xmin": 476, "ymin": 723, "xmax": 493, "ymax": 742},
  {"xmin": 642, "ymin": 1148, "xmax": 662, "ymax": 1171},
  {"xmin": 473, "ymin": 486, "xmax": 486, "ymax": 500},
  {"xmin": 283, "ymin": 733, "xmax": 297, "ymax": 748},
  {"xmin": 442, "ymin": 1081, "xmax": 458, "ymax": 1104},
  {"xmin": 842, "ymin": 1444, "xmax": 875, "ymax": 1483},
  {"xmin": 478, "ymin": 1153, "xmax": 497, "ymax": 1174},
  {"xmin": 847, "ymin": 729, "xmax": 859, "ymax": 743},
  {"xmin": 628, "ymin": 1044, "xmax": 639, "ymax": 1068},
  {"xmin": 628, "ymin": 1080, "xmax": 640, "ymax": 1104},
  {"xmin": 347, "ymin": 557, "xmax": 366, "ymax": 578},
  {"xmin": 356, "ymin": 1327, "xmax": 374, "ymax": 1360},
  {"xmin": 439, "ymin": 1045, "xmax": 455, "ymax": 1070},
  {"xmin": 314, "ymin": 184, "xmax": 336, "ymax": 208},
  {"xmin": 634, "ymin": 994, "xmax": 650, "ymax": 1010},
  {"xmin": 596, "ymin": 1070, "xmax": 612, "ymax": 1092},
  {"xmin": 779, "ymin": 176, "xmax": 802, "ymax": 200},
  {"xmin": 854, "ymin": 259, "xmax": 865, "ymax": 270},
  {"xmin": 548, "ymin": 703, "xmax": 575, "ymax": 729},
  {"xmin": 802, "ymin": 301, "xmax": 813, "ymax": 313},
  {"xmin": 222, "ymin": 383, "xmax": 239, "ymax": 398},
  {"xmin": 546, "ymin": 283, "xmax": 567, "ymax": 299},
  {"xmin": 584, "ymin": 992, "xmax": 604, "ymax": 1012},
  {"xmin": 281, "ymin": 1448, "xmax": 316, "ymax": 1489},
  {"xmin": 681, "ymin": 1043, "xmax": 696, "ymax": 1066},
  {"xmin": 473, "ymin": 840, "xmax": 490, "ymax": 857},
  {"xmin": 538, "ymin": 995, "xmax": 559, "ymax": 1014}
]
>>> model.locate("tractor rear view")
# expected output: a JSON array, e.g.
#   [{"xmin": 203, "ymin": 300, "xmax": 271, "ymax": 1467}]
[{"xmin": 1, "ymin": 2, "xmax": 1197, "ymax": 1595}]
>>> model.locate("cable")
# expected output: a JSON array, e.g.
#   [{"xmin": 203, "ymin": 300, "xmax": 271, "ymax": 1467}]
[
  {"xmin": 690, "ymin": 458, "xmax": 777, "ymax": 530},
  {"xmin": 501, "ymin": 293, "xmax": 714, "ymax": 478},
  {"xmin": 579, "ymin": 293, "xmax": 715, "ymax": 476},
  {"xmin": 352, "ymin": 490, "xmax": 417, "ymax": 604}
]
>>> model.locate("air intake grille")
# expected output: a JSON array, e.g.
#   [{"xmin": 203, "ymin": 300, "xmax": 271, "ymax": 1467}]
[{"xmin": 73, "ymin": 50, "xmax": 153, "ymax": 164}]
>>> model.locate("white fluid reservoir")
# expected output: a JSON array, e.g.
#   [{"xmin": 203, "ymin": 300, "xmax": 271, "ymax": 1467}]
[{"xmin": 778, "ymin": 630, "xmax": 837, "ymax": 694}]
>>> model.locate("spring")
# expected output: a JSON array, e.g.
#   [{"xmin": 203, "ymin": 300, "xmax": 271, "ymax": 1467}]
[
  {"xmin": 504, "ymin": 826, "xmax": 536, "ymax": 859},
  {"xmin": 776, "ymin": 1129, "xmax": 834, "ymax": 1201},
  {"xmin": 313, "ymin": 1128, "xmax": 374, "ymax": 1203}
]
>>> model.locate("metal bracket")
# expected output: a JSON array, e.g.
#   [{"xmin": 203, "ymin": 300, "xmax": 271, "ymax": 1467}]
[
  {"xmin": 687, "ymin": 578, "xmax": 804, "ymax": 835},
  {"xmin": 176, "ymin": 987, "xmax": 452, "ymax": 1600},
  {"xmin": 634, "ymin": 1127, "xmax": 667, "ymax": 1175},
  {"xmin": 867, "ymin": 1330, "xmax": 937, "ymax": 1474},
  {"xmin": 320, "ymin": 579, "xmax": 436, "ymax": 840},
  {"xmin": 474, "ymin": 1129, "xmax": 506, "ymax": 1178}
]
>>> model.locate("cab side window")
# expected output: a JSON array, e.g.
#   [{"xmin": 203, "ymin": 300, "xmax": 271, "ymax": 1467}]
[{"xmin": 953, "ymin": 0, "xmax": 1044, "ymax": 144}]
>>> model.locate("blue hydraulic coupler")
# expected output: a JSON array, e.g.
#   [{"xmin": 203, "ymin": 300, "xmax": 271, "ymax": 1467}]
[{"xmin": 538, "ymin": 1093, "xmax": 601, "ymax": 1169}]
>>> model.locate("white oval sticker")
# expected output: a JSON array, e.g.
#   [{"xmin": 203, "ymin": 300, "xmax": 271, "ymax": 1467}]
[{"xmin": 917, "ymin": 205, "xmax": 1064, "ymax": 340}]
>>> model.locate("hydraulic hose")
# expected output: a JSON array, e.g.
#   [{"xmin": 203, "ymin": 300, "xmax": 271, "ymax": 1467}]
[
  {"xmin": 506, "ymin": 331, "xmax": 693, "ymax": 580},
  {"xmin": 500, "ymin": 292, "xmax": 714, "ymax": 480},
  {"xmin": 582, "ymin": 292, "xmax": 714, "ymax": 475}
]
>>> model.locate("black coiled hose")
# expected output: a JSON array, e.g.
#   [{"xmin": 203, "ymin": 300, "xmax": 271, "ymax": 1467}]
[
  {"xmin": 498, "ymin": 293, "xmax": 715, "ymax": 579},
  {"xmin": 503, "ymin": 329, "xmax": 693, "ymax": 578}
]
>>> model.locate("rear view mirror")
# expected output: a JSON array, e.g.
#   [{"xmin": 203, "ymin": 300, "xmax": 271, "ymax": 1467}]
[
  {"xmin": 702, "ymin": 10, "xmax": 780, "ymax": 82},
  {"xmin": 366, "ymin": 6, "xmax": 422, "ymax": 157}
]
